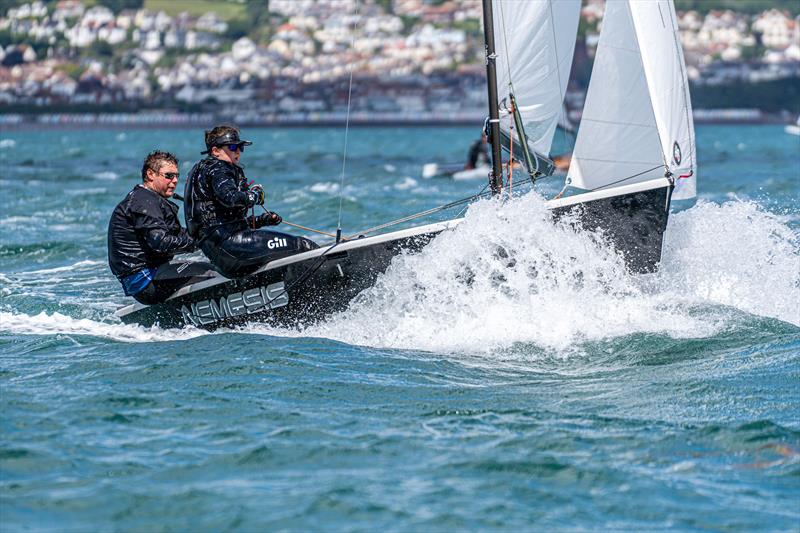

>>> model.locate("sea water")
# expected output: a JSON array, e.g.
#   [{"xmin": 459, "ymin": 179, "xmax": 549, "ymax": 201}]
[{"xmin": 1, "ymin": 125, "xmax": 798, "ymax": 531}]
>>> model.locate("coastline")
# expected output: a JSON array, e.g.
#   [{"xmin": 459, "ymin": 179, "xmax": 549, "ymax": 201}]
[{"xmin": 0, "ymin": 108, "xmax": 792, "ymax": 131}]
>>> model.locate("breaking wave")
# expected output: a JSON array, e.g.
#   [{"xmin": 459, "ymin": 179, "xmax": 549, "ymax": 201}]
[
  {"xmin": 297, "ymin": 194, "xmax": 799, "ymax": 352},
  {"xmin": 0, "ymin": 311, "xmax": 208, "ymax": 343}
]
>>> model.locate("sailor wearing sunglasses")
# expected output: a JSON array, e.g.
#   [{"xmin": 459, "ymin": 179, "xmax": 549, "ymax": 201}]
[
  {"xmin": 108, "ymin": 150, "xmax": 216, "ymax": 304},
  {"xmin": 184, "ymin": 125, "xmax": 318, "ymax": 279}
]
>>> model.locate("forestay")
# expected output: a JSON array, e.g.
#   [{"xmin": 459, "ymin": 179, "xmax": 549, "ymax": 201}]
[
  {"xmin": 567, "ymin": 0, "xmax": 697, "ymax": 199},
  {"xmin": 492, "ymin": 0, "xmax": 581, "ymax": 158}
]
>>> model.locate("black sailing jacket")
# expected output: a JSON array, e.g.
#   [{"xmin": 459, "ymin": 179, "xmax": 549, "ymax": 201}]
[
  {"xmin": 107, "ymin": 185, "xmax": 196, "ymax": 279},
  {"xmin": 184, "ymin": 156, "xmax": 258, "ymax": 241}
]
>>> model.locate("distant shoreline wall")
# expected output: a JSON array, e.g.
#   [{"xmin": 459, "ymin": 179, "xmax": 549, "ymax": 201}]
[{"xmin": 0, "ymin": 109, "xmax": 790, "ymax": 131}]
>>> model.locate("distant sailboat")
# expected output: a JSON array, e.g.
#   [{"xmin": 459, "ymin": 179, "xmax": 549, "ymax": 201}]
[
  {"xmin": 785, "ymin": 116, "xmax": 800, "ymax": 136},
  {"xmin": 117, "ymin": 0, "xmax": 697, "ymax": 330}
]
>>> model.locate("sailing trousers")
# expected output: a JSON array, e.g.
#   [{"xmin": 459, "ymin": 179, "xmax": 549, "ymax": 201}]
[
  {"xmin": 133, "ymin": 261, "xmax": 217, "ymax": 305},
  {"xmin": 201, "ymin": 227, "xmax": 319, "ymax": 279}
]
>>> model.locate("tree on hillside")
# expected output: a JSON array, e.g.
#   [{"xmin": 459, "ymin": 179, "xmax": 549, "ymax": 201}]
[
  {"xmin": 96, "ymin": 0, "xmax": 145, "ymax": 15},
  {"xmin": 675, "ymin": 0, "xmax": 799, "ymax": 16}
]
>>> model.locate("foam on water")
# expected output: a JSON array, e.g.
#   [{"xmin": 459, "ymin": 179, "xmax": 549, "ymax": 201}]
[
  {"xmin": 92, "ymin": 171, "xmax": 119, "ymax": 180},
  {"xmin": 296, "ymin": 193, "xmax": 799, "ymax": 353},
  {"xmin": 309, "ymin": 182, "xmax": 340, "ymax": 194},
  {"xmin": 0, "ymin": 311, "xmax": 208, "ymax": 343},
  {"xmin": 660, "ymin": 199, "xmax": 799, "ymax": 325},
  {"xmin": 392, "ymin": 177, "xmax": 418, "ymax": 190}
]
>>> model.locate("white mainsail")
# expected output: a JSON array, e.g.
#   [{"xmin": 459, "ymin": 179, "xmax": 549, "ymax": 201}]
[
  {"xmin": 492, "ymin": 0, "xmax": 581, "ymax": 158},
  {"xmin": 567, "ymin": 0, "xmax": 697, "ymax": 199}
]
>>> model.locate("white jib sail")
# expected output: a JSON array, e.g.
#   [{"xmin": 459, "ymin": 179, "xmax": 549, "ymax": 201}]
[
  {"xmin": 493, "ymin": 0, "xmax": 581, "ymax": 157},
  {"xmin": 567, "ymin": 0, "xmax": 697, "ymax": 199}
]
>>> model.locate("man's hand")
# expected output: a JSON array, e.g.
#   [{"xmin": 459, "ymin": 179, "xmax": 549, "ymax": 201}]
[
  {"xmin": 249, "ymin": 184, "xmax": 265, "ymax": 205},
  {"xmin": 252, "ymin": 211, "xmax": 282, "ymax": 228},
  {"xmin": 261, "ymin": 211, "xmax": 282, "ymax": 226}
]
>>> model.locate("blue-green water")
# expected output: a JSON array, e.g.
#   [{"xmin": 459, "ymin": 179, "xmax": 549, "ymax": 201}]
[{"xmin": 1, "ymin": 125, "xmax": 799, "ymax": 531}]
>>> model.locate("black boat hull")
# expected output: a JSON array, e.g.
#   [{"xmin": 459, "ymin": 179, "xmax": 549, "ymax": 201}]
[
  {"xmin": 118, "ymin": 225, "xmax": 446, "ymax": 330},
  {"xmin": 550, "ymin": 181, "xmax": 673, "ymax": 274},
  {"xmin": 117, "ymin": 179, "xmax": 674, "ymax": 330}
]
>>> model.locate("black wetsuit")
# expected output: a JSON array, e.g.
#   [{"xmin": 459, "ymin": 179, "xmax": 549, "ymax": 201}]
[
  {"xmin": 108, "ymin": 185, "xmax": 216, "ymax": 305},
  {"xmin": 184, "ymin": 156, "xmax": 317, "ymax": 279},
  {"xmin": 466, "ymin": 139, "xmax": 490, "ymax": 169}
]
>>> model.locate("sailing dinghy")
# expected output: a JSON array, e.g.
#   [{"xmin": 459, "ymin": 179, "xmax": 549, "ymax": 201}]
[{"xmin": 117, "ymin": 0, "xmax": 697, "ymax": 330}]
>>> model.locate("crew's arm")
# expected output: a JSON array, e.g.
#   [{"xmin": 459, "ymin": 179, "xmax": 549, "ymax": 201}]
[
  {"xmin": 210, "ymin": 166, "xmax": 256, "ymax": 209},
  {"xmin": 132, "ymin": 208, "xmax": 196, "ymax": 255},
  {"xmin": 143, "ymin": 227, "xmax": 196, "ymax": 254}
]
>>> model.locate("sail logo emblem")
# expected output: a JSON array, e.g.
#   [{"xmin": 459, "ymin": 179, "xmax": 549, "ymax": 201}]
[
  {"xmin": 673, "ymin": 141, "xmax": 682, "ymax": 165},
  {"xmin": 180, "ymin": 281, "xmax": 288, "ymax": 326},
  {"xmin": 267, "ymin": 237, "xmax": 287, "ymax": 250}
]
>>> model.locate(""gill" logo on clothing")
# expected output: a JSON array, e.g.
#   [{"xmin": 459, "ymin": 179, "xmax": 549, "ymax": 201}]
[{"xmin": 267, "ymin": 237, "xmax": 287, "ymax": 250}]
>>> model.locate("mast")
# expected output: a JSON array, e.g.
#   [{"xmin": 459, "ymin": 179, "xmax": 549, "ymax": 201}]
[{"xmin": 482, "ymin": 0, "xmax": 504, "ymax": 195}]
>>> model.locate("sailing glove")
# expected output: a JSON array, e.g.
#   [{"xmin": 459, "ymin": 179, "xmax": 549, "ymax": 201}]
[
  {"xmin": 261, "ymin": 211, "xmax": 282, "ymax": 226},
  {"xmin": 250, "ymin": 211, "xmax": 282, "ymax": 228},
  {"xmin": 248, "ymin": 184, "xmax": 265, "ymax": 206}
]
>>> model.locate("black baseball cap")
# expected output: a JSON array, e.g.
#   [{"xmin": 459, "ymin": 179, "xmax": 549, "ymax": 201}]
[{"xmin": 201, "ymin": 129, "xmax": 253, "ymax": 154}]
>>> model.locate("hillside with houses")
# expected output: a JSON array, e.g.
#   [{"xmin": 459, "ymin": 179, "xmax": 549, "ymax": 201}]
[{"xmin": 1, "ymin": 0, "xmax": 798, "ymax": 126}]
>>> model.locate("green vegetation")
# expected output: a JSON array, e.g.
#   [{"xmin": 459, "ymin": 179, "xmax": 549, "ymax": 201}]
[
  {"xmin": 452, "ymin": 18, "xmax": 481, "ymax": 39},
  {"xmin": 374, "ymin": 0, "xmax": 392, "ymax": 14},
  {"xmin": 674, "ymin": 0, "xmax": 799, "ymax": 16},
  {"xmin": 0, "ymin": 0, "xmax": 24, "ymax": 15},
  {"xmin": 95, "ymin": 0, "xmax": 143, "ymax": 14},
  {"xmin": 0, "ymin": 28, "xmax": 50, "ymax": 57},
  {"xmin": 89, "ymin": 39, "xmax": 114, "ymax": 57},
  {"xmin": 399, "ymin": 15, "xmax": 419, "ymax": 34},
  {"xmin": 577, "ymin": 16, "xmax": 599, "ymax": 38},
  {"xmin": 55, "ymin": 62, "xmax": 86, "ymax": 79},
  {"xmin": 739, "ymin": 43, "xmax": 765, "ymax": 62},
  {"xmin": 143, "ymin": 0, "xmax": 246, "ymax": 21},
  {"xmin": 0, "ymin": 28, "xmax": 17, "ymax": 48}
]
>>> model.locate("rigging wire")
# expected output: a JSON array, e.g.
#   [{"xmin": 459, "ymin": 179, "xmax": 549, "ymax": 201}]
[
  {"xmin": 583, "ymin": 165, "xmax": 665, "ymax": 192},
  {"xmin": 498, "ymin": 0, "xmax": 515, "ymax": 192},
  {"xmin": 345, "ymin": 176, "xmax": 541, "ymax": 240},
  {"xmin": 336, "ymin": 0, "xmax": 360, "ymax": 241},
  {"xmin": 347, "ymin": 160, "xmax": 667, "ymax": 239}
]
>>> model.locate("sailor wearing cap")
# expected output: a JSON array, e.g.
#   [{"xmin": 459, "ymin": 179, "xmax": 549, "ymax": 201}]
[{"xmin": 184, "ymin": 125, "xmax": 317, "ymax": 279}]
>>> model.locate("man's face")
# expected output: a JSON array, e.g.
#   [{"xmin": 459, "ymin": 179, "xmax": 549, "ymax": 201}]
[
  {"xmin": 212, "ymin": 144, "xmax": 242, "ymax": 165},
  {"xmin": 145, "ymin": 162, "xmax": 179, "ymax": 198}
]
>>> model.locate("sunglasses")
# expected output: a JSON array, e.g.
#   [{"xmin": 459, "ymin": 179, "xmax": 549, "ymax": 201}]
[
  {"xmin": 222, "ymin": 143, "xmax": 244, "ymax": 153},
  {"xmin": 160, "ymin": 171, "xmax": 179, "ymax": 180}
]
